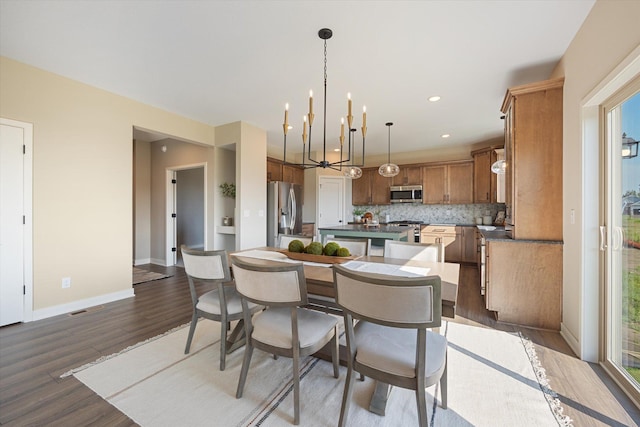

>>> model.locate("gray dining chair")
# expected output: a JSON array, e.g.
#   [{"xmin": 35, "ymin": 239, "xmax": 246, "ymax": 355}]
[
  {"xmin": 384, "ymin": 240, "xmax": 445, "ymax": 262},
  {"xmin": 230, "ymin": 255, "xmax": 340, "ymax": 425},
  {"xmin": 181, "ymin": 246, "xmax": 262, "ymax": 371},
  {"xmin": 332, "ymin": 263, "xmax": 447, "ymax": 427},
  {"xmin": 324, "ymin": 237, "xmax": 371, "ymax": 256}
]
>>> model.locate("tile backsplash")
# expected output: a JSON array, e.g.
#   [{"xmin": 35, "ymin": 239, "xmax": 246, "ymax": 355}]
[{"xmin": 354, "ymin": 203, "xmax": 506, "ymax": 225}]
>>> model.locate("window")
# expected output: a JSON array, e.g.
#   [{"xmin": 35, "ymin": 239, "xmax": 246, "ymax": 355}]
[{"xmin": 602, "ymin": 81, "xmax": 640, "ymax": 404}]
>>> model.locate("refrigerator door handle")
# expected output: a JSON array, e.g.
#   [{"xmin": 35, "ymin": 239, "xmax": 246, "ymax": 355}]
[{"xmin": 290, "ymin": 187, "xmax": 296, "ymax": 232}]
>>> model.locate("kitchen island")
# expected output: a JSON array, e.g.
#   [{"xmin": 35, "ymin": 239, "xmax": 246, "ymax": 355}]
[{"xmin": 318, "ymin": 224, "xmax": 410, "ymax": 243}]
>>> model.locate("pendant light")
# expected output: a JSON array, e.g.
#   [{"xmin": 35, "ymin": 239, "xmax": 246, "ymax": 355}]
[
  {"xmin": 379, "ymin": 122, "xmax": 400, "ymax": 177},
  {"xmin": 344, "ymin": 128, "xmax": 363, "ymax": 178}
]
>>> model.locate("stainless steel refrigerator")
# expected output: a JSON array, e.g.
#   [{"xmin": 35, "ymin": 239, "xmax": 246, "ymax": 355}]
[{"xmin": 267, "ymin": 181, "xmax": 303, "ymax": 247}]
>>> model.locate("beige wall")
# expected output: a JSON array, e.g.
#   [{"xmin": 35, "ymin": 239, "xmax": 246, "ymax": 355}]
[
  {"xmin": 0, "ymin": 56, "xmax": 214, "ymax": 317},
  {"xmin": 551, "ymin": 0, "xmax": 640, "ymax": 361}
]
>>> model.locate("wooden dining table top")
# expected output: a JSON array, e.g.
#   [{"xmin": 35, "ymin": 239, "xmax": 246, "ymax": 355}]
[{"xmin": 231, "ymin": 248, "xmax": 460, "ymax": 319}]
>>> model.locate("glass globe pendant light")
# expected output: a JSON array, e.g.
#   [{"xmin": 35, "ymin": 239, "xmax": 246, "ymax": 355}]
[
  {"xmin": 379, "ymin": 122, "xmax": 400, "ymax": 177},
  {"xmin": 344, "ymin": 128, "xmax": 363, "ymax": 178}
]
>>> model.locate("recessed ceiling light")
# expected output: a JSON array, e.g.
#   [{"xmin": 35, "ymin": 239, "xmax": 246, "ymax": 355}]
[
  {"xmin": 287, "ymin": 125, "xmax": 293, "ymax": 130},
  {"xmin": 428, "ymin": 96, "xmax": 441, "ymax": 102},
  {"xmin": 441, "ymin": 134, "xmax": 450, "ymax": 138},
  {"xmin": 334, "ymin": 148, "xmax": 340, "ymax": 152}
]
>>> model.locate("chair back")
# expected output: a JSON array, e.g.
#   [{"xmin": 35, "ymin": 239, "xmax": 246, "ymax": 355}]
[
  {"xmin": 230, "ymin": 256, "xmax": 308, "ymax": 306},
  {"xmin": 332, "ymin": 263, "xmax": 442, "ymax": 329},
  {"xmin": 325, "ymin": 238, "xmax": 370, "ymax": 256},
  {"xmin": 384, "ymin": 240, "xmax": 445, "ymax": 262},
  {"xmin": 278, "ymin": 234, "xmax": 313, "ymax": 249},
  {"xmin": 181, "ymin": 246, "xmax": 231, "ymax": 282}
]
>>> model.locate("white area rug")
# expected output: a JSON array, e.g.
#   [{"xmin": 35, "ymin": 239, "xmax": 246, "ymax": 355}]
[{"xmin": 65, "ymin": 320, "xmax": 571, "ymax": 426}]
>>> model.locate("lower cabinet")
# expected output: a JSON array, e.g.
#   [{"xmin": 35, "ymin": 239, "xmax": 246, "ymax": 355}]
[
  {"xmin": 485, "ymin": 240, "xmax": 562, "ymax": 330},
  {"xmin": 444, "ymin": 226, "xmax": 476, "ymax": 263}
]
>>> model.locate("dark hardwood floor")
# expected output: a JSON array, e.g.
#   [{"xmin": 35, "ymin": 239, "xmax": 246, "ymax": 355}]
[{"xmin": 0, "ymin": 264, "xmax": 638, "ymax": 426}]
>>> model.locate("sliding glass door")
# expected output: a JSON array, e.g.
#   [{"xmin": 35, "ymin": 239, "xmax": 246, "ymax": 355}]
[{"xmin": 602, "ymin": 80, "xmax": 640, "ymax": 403}]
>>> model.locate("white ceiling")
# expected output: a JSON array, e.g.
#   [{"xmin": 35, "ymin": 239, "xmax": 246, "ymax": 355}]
[{"xmin": 0, "ymin": 0, "xmax": 595, "ymax": 157}]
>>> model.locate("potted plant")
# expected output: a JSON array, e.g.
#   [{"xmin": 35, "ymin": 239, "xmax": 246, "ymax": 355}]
[
  {"xmin": 352, "ymin": 207, "xmax": 365, "ymax": 223},
  {"xmin": 219, "ymin": 182, "xmax": 236, "ymax": 199}
]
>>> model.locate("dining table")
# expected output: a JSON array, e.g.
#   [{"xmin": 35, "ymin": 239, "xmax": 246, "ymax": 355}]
[{"xmin": 230, "ymin": 247, "xmax": 460, "ymax": 416}]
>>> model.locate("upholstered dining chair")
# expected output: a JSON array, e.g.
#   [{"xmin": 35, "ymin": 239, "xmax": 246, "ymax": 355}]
[
  {"xmin": 278, "ymin": 234, "xmax": 313, "ymax": 249},
  {"xmin": 325, "ymin": 237, "xmax": 371, "ymax": 256},
  {"xmin": 230, "ymin": 255, "xmax": 340, "ymax": 425},
  {"xmin": 384, "ymin": 240, "xmax": 445, "ymax": 262},
  {"xmin": 181, "ymin": 245, "xmax": 262, "ymax": 371},
  {"xmin": 332, "ymin": 264, "xmax": 447, "ymax": 427}
]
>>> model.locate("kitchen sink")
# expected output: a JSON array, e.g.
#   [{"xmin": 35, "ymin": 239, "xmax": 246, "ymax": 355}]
[{"xmin": 476, "ymin": 225, "xmax": 496, "ymax": 231}]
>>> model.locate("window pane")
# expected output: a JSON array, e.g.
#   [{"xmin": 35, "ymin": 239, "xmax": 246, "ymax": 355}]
[{"xmin": 617, "ymin": 91, "xmax": 640, "ymax": 386}]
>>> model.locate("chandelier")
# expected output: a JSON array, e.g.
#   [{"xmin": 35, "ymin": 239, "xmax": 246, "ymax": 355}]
[{"xmin": 282, "ymin": 28, "xmax": 366, "ymax": 178}]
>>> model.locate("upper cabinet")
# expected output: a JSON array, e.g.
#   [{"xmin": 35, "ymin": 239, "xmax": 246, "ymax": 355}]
[
  {"xmin": 283, "ymin": 164, "xmax": 304, "ymax": 186},
  {"xmin": 472, "ymin": 147, "xmax": 502, "ymax": 203},
  {"xmin": 352, "ymin": 168, "xmax": 391, "ymax": 206},
  {"xmin": 267, "ymin": 158, "xmax": 304, "ymax": 187},
  {"xmin": 422, "ymin": 161, "xmax": 473, "ymax": 204},
  {"xmin": 501, "ymin": 77, "xmax": 563, "ymax": 240},
  {"xmin": 391, "ymin": 166, "xmax": 423, "ymax": 186}
]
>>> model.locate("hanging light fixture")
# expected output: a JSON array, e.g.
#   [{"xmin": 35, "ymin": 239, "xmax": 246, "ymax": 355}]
[
  {"xmin": 491, "ymin": 159, "xmax": 506, "ymax": 174},
  {"xmin": 379, "ymin": 122, "xmax": 400, "ymax": 177},
  {"xmin": 282, "ymin": 28, "xmax": 366, "ymax": 177},
  {"xmin": 343, "ymin": 128, "xmax": 363, "ymax": 179}
]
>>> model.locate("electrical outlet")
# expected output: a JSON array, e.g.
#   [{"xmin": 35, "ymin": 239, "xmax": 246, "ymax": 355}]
[{"xmin": 62, "ymin": 277, "xmax": 71, "ymax": 288}]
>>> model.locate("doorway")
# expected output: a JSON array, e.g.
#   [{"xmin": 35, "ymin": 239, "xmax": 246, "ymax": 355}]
[
  {"xmin": 0, "ymin": 118, "xmax": 33, "ymax": 326},
  {"xmin": 317, "ymin": 176, "xmax": 345, "ymax": 230},
  {"xmin": 601, "ymin": 81, "xmax": 640, "ymax": 404},
  {"xmin": 166, "ymin": 164, "xmax": 206, "ymax": 266}
]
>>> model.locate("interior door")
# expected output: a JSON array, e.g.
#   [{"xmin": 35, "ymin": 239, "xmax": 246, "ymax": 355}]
[
  {"xmin": 0, "ymin": 122, "xmax": 25, "ymax": 325},
  {"xmin": 318, "ymin": 177, "xmax": 344, "ymax": 228}
]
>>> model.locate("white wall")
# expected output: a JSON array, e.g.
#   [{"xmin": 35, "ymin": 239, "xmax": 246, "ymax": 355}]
[{"xmin": 550, "ymin": 0, "xmax": 640, "ymax": 361}]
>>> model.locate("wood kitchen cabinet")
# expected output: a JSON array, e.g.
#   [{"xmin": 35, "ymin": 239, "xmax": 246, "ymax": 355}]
[
  {"xmin": 282, "ymin": 164, "xmax": 304, "ymax": 187},
  {"xmin": 352, "ymin": 168, "xmax": 390, "ymax": 206},
  {"xmin": 472, "ymin": 147, "xmax": 501, "ymax": 203},
  {"xmin": 444, "ymin": 226, "xmax": 476, "ymax": 263},
  {"xmin": 422, "ymin": 161, "xmax": 473, "ymax": 204},
  {"xmin": 391, "ymin": 166, "xmax": 422, "ymax": 186},
  {"xmin": 267, "ymin": 158, "xmax": 282, "ymax": 182},
  {"xmin": 485, "ymin": 240, "xmax": 562, "ymax": 330},
  {"xmin": 501, "ymin": 77, "xmax": 563, "ymax": 240},
  {"xmin": 267, "ymin": 158, "xmax": 304, "ymax": 187}
]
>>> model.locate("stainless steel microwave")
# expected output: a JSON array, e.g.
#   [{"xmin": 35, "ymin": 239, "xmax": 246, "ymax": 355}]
[{"xmin": 390, "ymin": 185, "xmax": 423, "ymax": 203}]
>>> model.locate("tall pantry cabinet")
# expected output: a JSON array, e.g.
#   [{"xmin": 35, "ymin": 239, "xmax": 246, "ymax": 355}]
[
  {"xmin": 483, "ymin": 77, "xmax": 564, "ymax": 330},
  {"xmin": 502, "ymin": 77, "xmax": 564, "ymax": 240}
]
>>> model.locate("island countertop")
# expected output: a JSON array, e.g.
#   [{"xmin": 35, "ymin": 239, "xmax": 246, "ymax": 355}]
[{"xmin": 318, "ymin": 224, "xmax": 411, "ymax": 241}]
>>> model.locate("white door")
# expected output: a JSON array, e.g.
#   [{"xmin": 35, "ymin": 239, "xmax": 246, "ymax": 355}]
[
  {"xmin": 318, "ymin": 177, "xmax": 344, "ymax": 228},
  {"xmin": 0, "ymin": 120, "xmax": 32, "ymax": 326}
]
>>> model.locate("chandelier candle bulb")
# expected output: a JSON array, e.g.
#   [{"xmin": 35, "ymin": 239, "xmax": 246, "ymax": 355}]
[{"xmin": 309, "ymin": 90, "xmax": 313, "ymax": 117}]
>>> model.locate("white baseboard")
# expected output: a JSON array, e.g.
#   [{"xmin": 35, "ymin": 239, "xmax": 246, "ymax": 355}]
[
  {"xmin": 31, "ymin": 289, "xmax": 134, "ymax": 322},
  {"xmin": 134, "ymin": 258, "xmax": 151, "ymax": 266}
]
